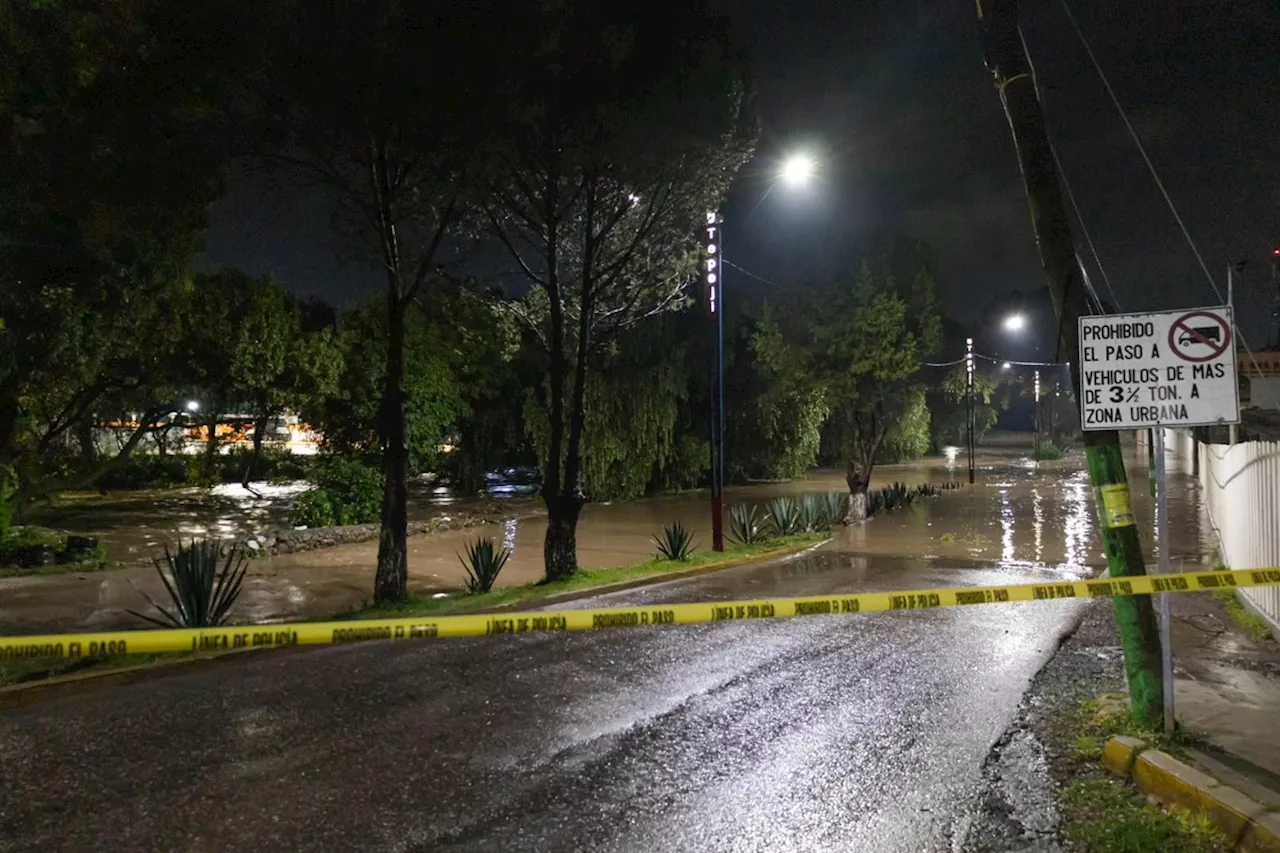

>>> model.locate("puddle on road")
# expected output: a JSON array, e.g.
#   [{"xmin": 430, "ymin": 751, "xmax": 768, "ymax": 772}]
[{"xmin": 2, "ymin": 446, "xmax": 1216, "ymax": 634}]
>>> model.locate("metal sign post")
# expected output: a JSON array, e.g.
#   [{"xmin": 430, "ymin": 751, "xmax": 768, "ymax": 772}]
[{"xmin": 1153, "ymin": 428, "xmax": 1175, "ymax": 733}]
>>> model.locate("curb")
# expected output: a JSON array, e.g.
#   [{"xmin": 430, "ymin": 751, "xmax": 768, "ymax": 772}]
[
  {"xmin": 1104, "ymin": 735, "xmax": 1280, "ymax": 851},
  {"xmin": 0, "ymin": 537, "xmax": 829, "ymax": 706},
  {"xmin": 472, "ymin": 539, "xmax": 829, "ymax": 614}
]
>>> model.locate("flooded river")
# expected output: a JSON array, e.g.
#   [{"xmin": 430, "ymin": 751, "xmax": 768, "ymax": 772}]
[{"xmin": 1, "ymin": 441, "xmax": 1214, "ymax": 634}]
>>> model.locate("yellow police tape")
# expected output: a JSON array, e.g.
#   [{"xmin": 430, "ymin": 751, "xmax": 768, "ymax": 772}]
[{"xmin": 3, "ymin": 567, "xmax": 1279, "ymax": 663}]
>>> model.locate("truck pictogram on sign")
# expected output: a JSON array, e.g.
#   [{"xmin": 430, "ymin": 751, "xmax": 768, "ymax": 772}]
[{"xmin": 1169, "ymin": 311, "xmax": 1231, "ymax": 363}]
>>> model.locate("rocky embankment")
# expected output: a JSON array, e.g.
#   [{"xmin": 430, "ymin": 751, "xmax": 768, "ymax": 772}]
[{"xmin": 231, "ymin": 511, "xmax": 508, "ymax": 557}]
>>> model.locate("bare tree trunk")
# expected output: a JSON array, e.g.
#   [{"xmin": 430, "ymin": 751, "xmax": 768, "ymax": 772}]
[
  {"xmin": 543, "ymin": 492, "xmax": 583, "ymax": 582},
  {"xmin": 241, "ymin": 412, "xmax": 269, "ymax": 496},
  {"xmin": 845, "ymin": 460, "xmax": 870, "ymax": 523},
  {"xmin": 374, "ymin": 291, "xmax": 410, "ymax": 603}
]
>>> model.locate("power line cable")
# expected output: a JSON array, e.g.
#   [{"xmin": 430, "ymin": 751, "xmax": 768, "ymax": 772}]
[
  {"xmin": 1058, "ymin": 0, "xmax": 1276, "ymax": 413},
  {"xmin": 722, "ymin": 258, "xmax": 787, "ymax": 289}
]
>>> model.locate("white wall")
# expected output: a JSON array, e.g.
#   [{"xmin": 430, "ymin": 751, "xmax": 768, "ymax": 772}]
[{"xmin": 1197, "ymin": 436, "xmax": 1280, "ymax": 633}]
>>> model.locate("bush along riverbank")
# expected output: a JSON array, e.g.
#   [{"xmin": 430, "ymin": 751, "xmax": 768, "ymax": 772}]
[{"xmin": 0, "ymin": 527, "xmax": 107, "ymax": 578}]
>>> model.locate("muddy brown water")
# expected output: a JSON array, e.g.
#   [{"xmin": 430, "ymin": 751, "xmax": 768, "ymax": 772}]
[{"xmin": 0, "ymin": 443, "xmax": 1213, "ymax": 634}]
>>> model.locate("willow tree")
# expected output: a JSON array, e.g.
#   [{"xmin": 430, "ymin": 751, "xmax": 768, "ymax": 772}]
[
  {"xmin": 523, "ymin": 309, "xmax": 706, "ymax": 502},
  {"xmin": 485, "ymin": 0, "xmax": 755, "ymax": 580}
]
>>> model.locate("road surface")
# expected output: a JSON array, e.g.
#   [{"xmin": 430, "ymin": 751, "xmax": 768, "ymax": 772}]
[{"xmin": 0, "ymin": 541, "xmax": 1092, "ymax": 852}]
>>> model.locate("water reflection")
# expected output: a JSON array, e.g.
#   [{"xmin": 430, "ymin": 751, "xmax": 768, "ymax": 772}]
[
  {"xmin": 1062, "ymin": 472, "xmax": 1091, "ymax": 570},
  {"xmin": 1032, "ymin": 487, "xmax": 1043, "ymax": 563},
  {"xmin": 1000, "ymin": 486, "xmax": 1014, "ymax": 564}
]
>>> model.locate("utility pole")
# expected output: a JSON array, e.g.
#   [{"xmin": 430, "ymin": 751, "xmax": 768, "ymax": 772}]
[
  {"xmin": 1272, "ymin": 249, "xmax": 1280, "ymax": 348},
  {"xmin": 1228, "ymin": 262, "xmax": 1244, "ymax": 445},
  {"xmin": 977, "ymin": 0, "xmax": 1165, "ymax": 724}
]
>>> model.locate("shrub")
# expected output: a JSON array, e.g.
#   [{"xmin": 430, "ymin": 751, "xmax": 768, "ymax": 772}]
[
  {"xmin": 97, "ymin": 455, "xmax": 200, "ymax": 490},
  {"xmin": 0, "ymin": 465, "xmax": 15, "ymax": 543},
  {"xmin": 653, "ymin": 522, "xmax": 697, "ymax": 560},
  {"xmin": 728, "ymin": 504, "xmax": 766, "ymax": 545},
  {"xmin": 459, "ymin": 537, "xmax": 511, "ymax": 593},
  {"xmin": 822, "ymin": 491, "xmax": 849, "ymax": 526},
  {"xmin": 292, "ymin": 489, "xmax": 336, "ymax": 528},
  {"xmin": 313, "ymin": 459, "xmax": 382, "ymax": 525},
  {"xmin": 129, "ymin": 539, "xmax": 248, "ymax": 628},
  {"xmin": 799, "ymin": 494, "xmax": 828, "ymax": 532},
  {"xmin": 1033, "ymin": 441, "xmax": 1064, "ymax": 461},
  {"xmin": 766, "ymin": 496, "xmax": 803, "ymax": 536}
]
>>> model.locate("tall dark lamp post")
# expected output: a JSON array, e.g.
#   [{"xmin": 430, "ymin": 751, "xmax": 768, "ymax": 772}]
[
  {"xmin": 703, "ymin": 212, "xmax": 726, "ymax": 551},
  {"xmin": 704, "ymin": 152, "xmax": 818, "ymax": 551}
]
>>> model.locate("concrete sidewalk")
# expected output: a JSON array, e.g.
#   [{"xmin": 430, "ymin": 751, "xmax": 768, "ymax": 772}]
[{"xmin": 1170, "ymin": 589, "xmax": 1280, "ymax": 805}]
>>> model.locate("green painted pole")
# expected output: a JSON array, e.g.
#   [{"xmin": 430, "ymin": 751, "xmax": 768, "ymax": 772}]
[{"xmin": 977, "ymin": 0, "xmax": 1164, "ymax": 724}]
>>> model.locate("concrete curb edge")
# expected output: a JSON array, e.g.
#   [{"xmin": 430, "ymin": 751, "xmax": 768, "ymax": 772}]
[{"xmin": 1103, "ymin": 735, "xmax": 1280, "ymax": 851}]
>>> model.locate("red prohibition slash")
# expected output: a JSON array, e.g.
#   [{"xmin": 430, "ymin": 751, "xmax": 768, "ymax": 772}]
[{"xmin": 1168, "ymin": 311, "xmax": 1231, "ymax": 363}]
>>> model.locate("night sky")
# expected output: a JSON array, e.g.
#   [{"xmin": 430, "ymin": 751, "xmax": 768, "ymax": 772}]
[{"xmin": 202, "ymin": 0, "xmax": 1280, "ymax": 358}]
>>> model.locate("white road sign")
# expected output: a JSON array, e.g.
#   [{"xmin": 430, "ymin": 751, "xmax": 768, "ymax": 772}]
[{"xmin": 1078, "ymin": 306, "xmax": 1239, "ymax": 431}]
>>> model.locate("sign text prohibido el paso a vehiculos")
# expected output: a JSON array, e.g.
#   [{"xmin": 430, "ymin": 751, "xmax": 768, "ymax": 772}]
[{"xmin": 1078, "ymin": 307, "xmax": 1240, "ymax": 430}]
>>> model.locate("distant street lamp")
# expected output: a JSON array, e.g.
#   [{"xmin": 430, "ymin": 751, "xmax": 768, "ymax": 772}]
[
  {"xmin": 1003, "ymin": 313, "xmax": 1027, "ymax": 332},
  {"xmin": 703, "ymin": 151, "xmax": 818, "ymax": 551},
  {"xmin": 186, "ymin": 400, "xmax": 200, "ymax": 413}
]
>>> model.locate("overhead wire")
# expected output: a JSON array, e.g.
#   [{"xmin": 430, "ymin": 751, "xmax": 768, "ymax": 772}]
[{"xmin": 1058, "ymin": 0, "xmax": 1275, "ymax": 413}]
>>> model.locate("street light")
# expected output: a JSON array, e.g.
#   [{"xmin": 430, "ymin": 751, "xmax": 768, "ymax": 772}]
[
  {"xmin": 779, "ymin": 153, "xmax": 817, "ymax": 187},
  {"xmin": 1003, "ymin": 313, "xmax": 1027, "ymax": 332},
  {"xmin": 186, "ymin": 400, "xmax": 200, "ymax": 413},
  {"xmin": 704, "ymin": 152, "xmax": 819, "ymax": 550}
]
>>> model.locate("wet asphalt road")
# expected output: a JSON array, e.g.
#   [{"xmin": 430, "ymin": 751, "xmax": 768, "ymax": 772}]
[{"xmin": 0, "ymin": 543, "xmax": 1093, "ymax": 853}]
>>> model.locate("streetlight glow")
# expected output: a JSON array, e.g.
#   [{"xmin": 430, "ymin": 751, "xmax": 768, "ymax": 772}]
[
  {"xmin": 779, "ymin": 153, "xmax": 816, "ymax": 187},
  {"xmin": 186, "ymin": 400, "xmax": 200, "ymax": 413},
  {"xmin": 1003, "ymin": 313, "xmax": 1026, "ymax": 332},
  {"xmin": 1002, "ymin": 361, "xmax": 1011, "ymax": 370}
]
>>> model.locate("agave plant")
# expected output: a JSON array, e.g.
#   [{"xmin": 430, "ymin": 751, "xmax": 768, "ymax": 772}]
[
  {"xmin": 799, "ymin": 494, "xmax": 828, "ymax": 531},
  {"xmin": 823, "ymin": 491, "xmax": 849, "ymax": 525},
  {"xmin": 460, "ymin": 537, "xmax": 512, "ymax": 593},
  {"xmin": 729, "ymin": 503, "xmax": 766, "ymax": 545},
  {"xmin": 867, "ymin": 491, "xmax": 884, "ymax": 516},
  {"xmin": 129, "ymin": 539, "xmax": 248, "ymax": 628},
  {"xmin": 653, "ymin": 521, "xmax": 697, "ymax": 561},
  {"xmin": 766, "ymin": 496, "xmax": 803, "ymax": 536}
]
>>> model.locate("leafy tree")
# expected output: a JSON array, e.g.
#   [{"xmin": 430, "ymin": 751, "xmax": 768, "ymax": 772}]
[
  {"xmin": 757, "ymin": 253, "xmax": 942, "ymax": 519},
  {"xmin": 873, "ymin": 388, "xmax": 931, "ymax": 463},
  {"xmin": 485, "ymin": 0, "xmax": 754, "ymax": 580},
  {"xmin": 524, "ymin": 308, "xmax": 708, "ymax": 501},
  {"xmin": 1, "ymin": 0, "xmax": 234, "ymax": 510},
  {"xmin": 244, "ymin": 0, "xmax": 505, "ymax": 601},
  {"xmin": 308, "ymin": 289, "xmax": 512, "ymax": 474},
  {"xmin": 727, "ymin": 303, "xmax": 828, "ymax": 481},
  {"xmin": 927, "ymin": 364, "xmax": 1001, "ymax": 451}
]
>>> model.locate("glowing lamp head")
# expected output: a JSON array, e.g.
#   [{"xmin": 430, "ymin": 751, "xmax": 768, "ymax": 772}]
[
  {"xmin": 1003, "ymin": 313, "xmax": 1026, "ymax": 332},
  {"xmin": 185, "ymin": 400, "xmax": 200, "ymax": 413},
  {"xmin": 779, "ymin": 153, "xmax": 817, "ymax": 187}
]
